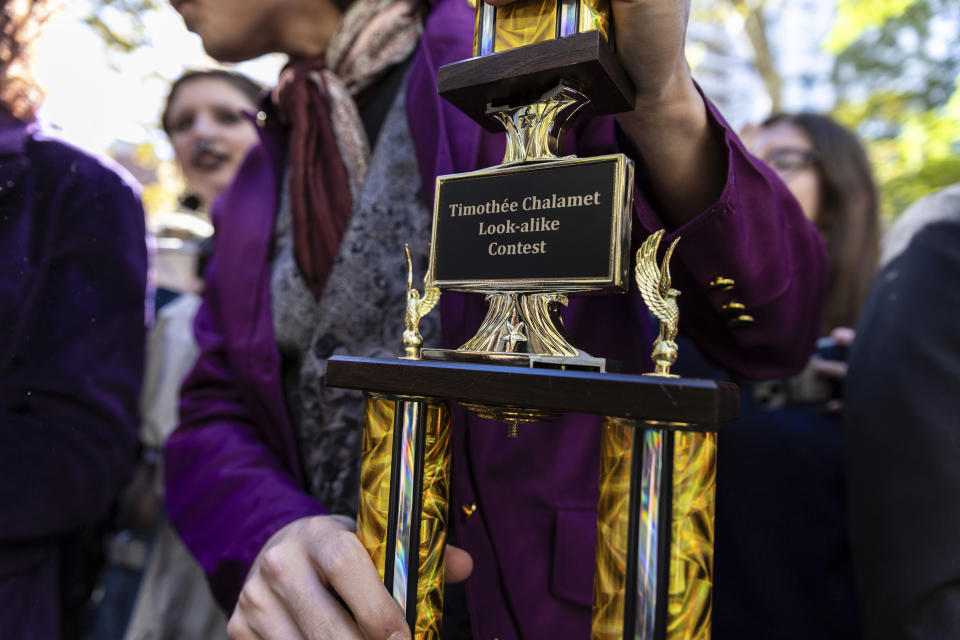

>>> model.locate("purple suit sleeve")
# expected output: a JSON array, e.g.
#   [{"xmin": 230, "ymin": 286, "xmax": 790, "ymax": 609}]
[
  {"xmin": 0, "ymin": 147, "xmax": 148, "ymax": 542},
  {"xmin": 572, "ymin": 97, "xmax": 828, "ymax": 379},
  {"xmin": 639, "ymin": 102, "xmax": 827, "ymax": 379},
  {"xmin": 165, "ymin": 251, "xmax": 325, "ymax": 611}
]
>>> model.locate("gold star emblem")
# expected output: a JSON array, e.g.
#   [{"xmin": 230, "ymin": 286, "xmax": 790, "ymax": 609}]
[{"xmin": 501, "ymin": 321, "xmax": 527, "ymax": 351}]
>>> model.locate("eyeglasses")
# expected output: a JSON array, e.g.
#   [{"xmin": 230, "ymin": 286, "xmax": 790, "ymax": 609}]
[{"xmin": 762, "ymin": 148, "xmax": 818, "ymax": 176}]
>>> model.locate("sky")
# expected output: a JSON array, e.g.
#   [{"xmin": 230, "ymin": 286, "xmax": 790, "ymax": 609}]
[{"xmin": 32, "ymin": 1, "xmax": 282, "ymax": 161}]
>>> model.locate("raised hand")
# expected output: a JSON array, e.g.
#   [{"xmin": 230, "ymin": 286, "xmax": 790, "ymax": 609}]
[{"xmin": 484, "ymin": 0, "xmax": 724, "ymax": 227}]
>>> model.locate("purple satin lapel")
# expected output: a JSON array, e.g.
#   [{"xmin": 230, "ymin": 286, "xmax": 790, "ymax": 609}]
[{"xmin": 211, "ymin": 130, "xmax": 306, "ymax": 485}]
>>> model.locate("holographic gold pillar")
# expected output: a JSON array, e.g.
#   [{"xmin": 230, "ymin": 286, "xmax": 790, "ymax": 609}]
[
  {"xmin": 592, "ymin": 418, "xmax": 633, "ymax": 640},
  {"xmin": 356, "ymin": 395, "xmax": 451, "ymax": 640},
  {"xmin": 666, "ymin": 432, "xmax": 717, "ymax": 640},
  {"xmin": 474, "ymin": 0, "xmax": 612, "ymax": 56},
  {"xmin": 592, "ymin": 420, "xmax": 664, "ymax": 640},
  {"xmin": 590, "ymin": 423, "xmax": 716, "ymax": 640},
  {"xmin": 357, "ymin": 397, "xmax": 397, "ymax": 579}
]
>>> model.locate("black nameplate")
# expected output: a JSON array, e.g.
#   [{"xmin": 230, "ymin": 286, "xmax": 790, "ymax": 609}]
[{"xmin": 429, "ymin": 155, "xmax": 632, "ymax": 291}]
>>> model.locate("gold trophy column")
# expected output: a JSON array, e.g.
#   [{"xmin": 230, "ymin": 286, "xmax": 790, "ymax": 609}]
[
  {"xmin": 356, "ymin": 397, "xmax": 452, "ymax": 640},
  {"xmin": 356, "ymin": 249, "xmax": 451, "ymax": 640},
  {"xmin": 666, "ymin": 432, "xmax": 716, "ymax": 640},
  {"xmin": 591, "ymin": 232, "xmax": 719, "ymax": 640}
]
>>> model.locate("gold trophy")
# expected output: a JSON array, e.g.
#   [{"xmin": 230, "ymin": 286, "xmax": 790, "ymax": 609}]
[{"xmin": 325, "ymin": 2, "xmax": 737, "ymax": 639}]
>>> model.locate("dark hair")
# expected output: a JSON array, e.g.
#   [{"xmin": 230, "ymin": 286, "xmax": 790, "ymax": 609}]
[
  {"xmin": 764, "ymin": 113, "xmax": 881, "ymax": 332},
  {"xmin": 1, "ymin": 0, "xmax": 47, "ymax": 119},
  {"xmin": 161, "ymin": 69, "xmax": 263, "ymax": 133}
]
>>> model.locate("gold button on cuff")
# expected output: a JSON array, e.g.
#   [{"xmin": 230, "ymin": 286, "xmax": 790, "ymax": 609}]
[
  {"xmin": 728, "ymin": 314, "xmax": 755, "ymax": 328},
  {"xmin": 255, "ymin": 110, "xmax": 268, "ymax": 128},
  {"xmin": 709, "ymin": 277, "xmax": 735, "ymax": 291},
  {"xmin": 720, "ymin": 301, "xmax": 746, "ymax": 315},
  {"xmin": 461, "ymin": 502, "xmax": 478, "ymax": 520}
]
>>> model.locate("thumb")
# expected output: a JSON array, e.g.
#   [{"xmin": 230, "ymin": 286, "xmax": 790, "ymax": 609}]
[{"xmin": 444, "ymin": 545, "xmax": 474, "ymax": 583}]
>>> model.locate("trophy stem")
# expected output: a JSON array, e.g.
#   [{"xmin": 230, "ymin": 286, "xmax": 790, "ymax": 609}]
[
  {"xmin": 459, "ymin": 292, "xmax": 580, "ymax": 356},
  {"xmin": 421, "ymin": 292, "xmax": 610, "ymax": 428},
  {"xmin": 356, "ymin": 396, "xmax": 451, "ymax": 640},
  {"xmin": 489, "ymin": 83, "xmax": 590, "ymax": 164}
]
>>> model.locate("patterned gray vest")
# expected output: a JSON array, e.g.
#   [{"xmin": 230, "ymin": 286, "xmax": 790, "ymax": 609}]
[{"xmin": 270, "ymin": 82, "xmax": 440, "ymax": 516}]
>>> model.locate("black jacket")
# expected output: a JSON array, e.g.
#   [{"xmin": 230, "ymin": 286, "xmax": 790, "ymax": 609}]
[{"xmin": 845, "ymin": 184, "xmax": 960, "ymax": 639}]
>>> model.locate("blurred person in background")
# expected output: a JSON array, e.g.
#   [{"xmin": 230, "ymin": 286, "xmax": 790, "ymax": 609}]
[
  {"xmin": 0, "ymin": 1, "xmax": 149, "ymax": 638},
  {"xmin": 750, "ymin": 114, "xmax": 880, "ymax": 339},
  {"xmin": 695, "ymin": 113, "xmax": 879, "ymax": 638},
  {"xmin": 152, "ymin": 69, "xmax": 262, "ymax": 308},
  {"xmin": 845, "ymin": 183, "xmax": 960, "ymax": 639},
  {"xmin": 162, "ymin": 69, "xmax": 262, "ymax": 213},
  {"xmin": 96, "ymin": 69, "xmax": 262, "ymax": 640}
]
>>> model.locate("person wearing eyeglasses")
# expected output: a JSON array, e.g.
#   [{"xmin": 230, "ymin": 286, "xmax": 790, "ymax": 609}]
[
  {"xmin": 696, "ymin": 113, "xmax": 880, "ymax": 638},
  {"xmin": 750, "ymin": 113, "xmax": 881, "ymax": 342}
]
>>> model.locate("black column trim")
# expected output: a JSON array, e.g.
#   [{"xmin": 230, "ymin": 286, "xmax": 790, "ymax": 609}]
[
  {"xmin": 404, "ymin": 403, "xmax": 429, "ymax": 632},
  {"xmin": 383, "ymin": 400, "xmax": 405, "ymax": 595},
  {"xmin": 653, "ymin": 432, "xmax": 675, "ymax": 640},
  {"xmin": 622, "ymin": 427, "xmax": 642, "ymax": 640}
]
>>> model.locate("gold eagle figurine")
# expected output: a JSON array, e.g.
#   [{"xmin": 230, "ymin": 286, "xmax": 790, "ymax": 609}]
[
  {"xmin": 402, "ymin": 244, "xmax": 440, "ymax": 359},
  {"xmin": 635, "ymin": 229, "xmax": 681, "ymax": 377}
]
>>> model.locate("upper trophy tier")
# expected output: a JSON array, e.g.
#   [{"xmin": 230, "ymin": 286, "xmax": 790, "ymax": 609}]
[
  {"xmin": 438, "ymin": 0, "xmax": 636, "ymax": 130},
  {"xmin": 473, "ymin": 0, "xmax": 610, "ymax": 56}
]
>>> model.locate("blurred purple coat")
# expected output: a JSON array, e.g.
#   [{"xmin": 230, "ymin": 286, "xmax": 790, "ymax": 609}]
[
  {"xmin": 0, "ymin": 112, "xmax": 148, "ymax": 638},
  {"xmin": 166, "ymin": 0, "xmax": 828, "ymax": 637}
]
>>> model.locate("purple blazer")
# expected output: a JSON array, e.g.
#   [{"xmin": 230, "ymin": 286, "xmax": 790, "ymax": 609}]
[
  {"xmin": 166, "ymin": 0, "xmax": 828, "ymax": 637},
  {"xmin": 0, "ymin": 112, "xmax": 148, "ymax": 638}
]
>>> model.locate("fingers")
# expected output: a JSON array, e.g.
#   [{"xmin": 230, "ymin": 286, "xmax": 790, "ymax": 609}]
[
  {"xmin": 305, "ymin": 521, "xmax": 411, "ymax": 640},
  {"xmin": 259, "ymin": 539, "xmax": 365, "ymax": 640},
  {"xmin": 811, "ymin": 357, "xmax": 848, "ymax": 380},
  {"xmin": 229, "ymin": 573, "xmax": 304, "ymax": 640},
  {"xmin": 444, "ymin": 545, "xmax": 474, "ymax": 583},
  {"xmin": 234, "ymin": 515, "xmax": 393, "ymax": 640},
  {"xmin": 830, "ymin": 326, "xmax": 856, "ymax": 347}
]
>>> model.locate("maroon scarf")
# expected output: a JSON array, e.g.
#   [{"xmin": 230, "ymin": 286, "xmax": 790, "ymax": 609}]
[
  {"xmin": 275, "ymin": 59, "xmax": 353, "ymax": 297},
  {"xmin": 272, "ymin": 0, "xmax": 422, "ymax": 297}
]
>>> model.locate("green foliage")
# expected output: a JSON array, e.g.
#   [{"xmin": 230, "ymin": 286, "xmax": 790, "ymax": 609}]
[
  {"xmin": 828, "ymin": 0, "xmax": 916, "ymax": 51},
  {"xmin": 830, "ymin": 0, "xmax": 960, "ymax": 219},
  {"xmin": 82, "ymin": 0, "xmax": 162, "ymax": 53}
]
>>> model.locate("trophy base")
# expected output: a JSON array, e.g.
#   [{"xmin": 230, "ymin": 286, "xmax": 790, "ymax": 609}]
[
  {"xmin": 420, "ymin": 349, "xmax": 614, "ymax": 427},
  {"xmin": 420, "ymin": 347, "xmax": 616, "ymax": 373},
  {"xmin": 327, "ymin": 356, "xmax": 740, "ymax": 426}
]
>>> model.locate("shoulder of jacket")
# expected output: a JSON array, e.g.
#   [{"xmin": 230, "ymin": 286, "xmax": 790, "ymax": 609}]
[
  {"xmin": 882, "ymin": 183, "xmax": 960, "ymax": 266},
  {"xmin": 26, "ymin": 131, "xmax": 143, "ymax": 200}
]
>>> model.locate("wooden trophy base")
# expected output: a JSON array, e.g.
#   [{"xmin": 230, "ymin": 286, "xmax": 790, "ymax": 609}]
[
  {"xmin": 437, "ymin": 30, "xmax": 636, "ymax": 130},
  {"xmin": 326, "ymin": 356, "xmax": 738, "ymax": 428}
]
